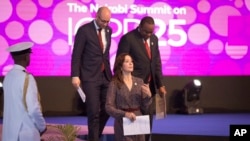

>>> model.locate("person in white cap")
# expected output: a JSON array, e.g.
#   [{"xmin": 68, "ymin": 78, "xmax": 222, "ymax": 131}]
[{"xmin": 2, "ymin": 42, "xmax": 47, "ymax": 141}]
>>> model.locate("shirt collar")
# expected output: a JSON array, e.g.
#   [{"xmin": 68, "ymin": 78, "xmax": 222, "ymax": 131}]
[
  {"xmin": 13, "ymin": 64, "xmax": 26, "ymax": 72},
  {"xmin": 94, "ymin": 20, "xmax": 101, "ymax": 30}
]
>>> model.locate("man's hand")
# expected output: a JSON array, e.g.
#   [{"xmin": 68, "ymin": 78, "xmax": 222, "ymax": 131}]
[
  {"xmin": 159, "ymin": 86, "xmax": 167, "ymax": 97},
  {"xmin": 72, "ymin": 77, "xmax": 81, "ymax": 88}
]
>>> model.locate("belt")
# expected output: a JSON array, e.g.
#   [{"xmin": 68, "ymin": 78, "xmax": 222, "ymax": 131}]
[{"xmin": 121, "ymin": 107, "xmax": 140, "ymax": 112}]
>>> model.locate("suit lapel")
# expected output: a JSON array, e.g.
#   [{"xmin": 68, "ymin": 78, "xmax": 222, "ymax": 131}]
[
  {"xmin": 141, "ymin": 40, "xmax": 150, "ymax": 59},
  {"xmin": 91, "ymin": 21, "xmax": 108, "ymax": 53},
  {"xmin": 149, "ymin": 37, "xmax": 154, "ymax": 59},
  {"xmin": 105, "ymin": 28, "xmax": 110, "ymax": 44},
  {"xmin": 140, "ymin": 38, "xmax": 153, "ymax": 60},
  {"xmin": 104, "ymin": 27, "xmax": 111, "ymax": 53},
  {"xmin": 134, "ymin": 30, "xmax": 150, "ymax": 60},
  {"xmin": 90, "ymin": 21, "xmax": 102, "ymax": 49}
]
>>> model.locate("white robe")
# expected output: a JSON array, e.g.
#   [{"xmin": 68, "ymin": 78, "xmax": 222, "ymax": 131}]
[{"xmin": 2, "ymin": 65, "xmax": 46, "ymax": 141}]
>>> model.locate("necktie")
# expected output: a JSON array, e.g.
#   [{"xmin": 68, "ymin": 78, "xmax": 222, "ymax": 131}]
[
  {"xmin": 144, "ymin": 40, "xmax": 151, "ymax": 82},
  {"xmin": 144, "ymin": 40, "xmax": 151, "ymax": 59},
  {"xmin": 98, "ymin": 28, "xmax": 104, "ymax": 51},
  {"xmin": 98, "ymin": 28, "xmax": 105, "ymax": 72}
]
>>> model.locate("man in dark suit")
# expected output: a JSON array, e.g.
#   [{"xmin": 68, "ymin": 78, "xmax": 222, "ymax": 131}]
[
  {"xmin": 71, "ymin": 6, "xmax": 112, "ymax": 141},
  {"xmin": 117, "ymin": 16, "xmax": 167, "ymax": 141}
]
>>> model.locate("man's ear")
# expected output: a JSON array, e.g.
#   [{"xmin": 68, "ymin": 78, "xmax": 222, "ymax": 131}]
[
  {"xmin": 25, "ymin": 54, "xmax": 28, "ymax": 60},
  {"xmin": 24, "ymin": 54, "xmax": 30, "ymax": 62}
]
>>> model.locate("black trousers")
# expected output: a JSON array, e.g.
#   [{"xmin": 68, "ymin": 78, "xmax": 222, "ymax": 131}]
[{"xmin": 82, "ymin": 72, "xmax": 110, "ymax": 141}]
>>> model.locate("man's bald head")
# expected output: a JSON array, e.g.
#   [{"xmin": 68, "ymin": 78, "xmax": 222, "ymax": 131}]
[
  {"xmin": 96, "ymin": 6, "xmax": 111, "ymax": 28},
  {"xmin": 97, "ymin": 6, "xmax": 111, "ymax": 18}
]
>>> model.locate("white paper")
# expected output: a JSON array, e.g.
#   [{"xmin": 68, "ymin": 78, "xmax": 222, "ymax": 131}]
[
  {"xmin": 123, "ymin": 115, "xmax": 150, "ymax": 136},
  {"xmin": 77, "ymin": 87, "xmax": 86, "ymax": 103}
]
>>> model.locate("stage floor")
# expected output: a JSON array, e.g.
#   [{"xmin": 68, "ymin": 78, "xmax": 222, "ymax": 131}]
[{"xmin": 1, "ymin": 113, "xmax": 250, "ymax": 141}]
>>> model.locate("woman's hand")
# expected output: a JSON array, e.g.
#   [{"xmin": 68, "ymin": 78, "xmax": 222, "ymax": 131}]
[
  {"xmin": 125, "ymin": 112, "xmax": 136, "ymax": 122},
  {"xmin": 141, "ymin": 84, "xmax": 152, "ymax": 98}
]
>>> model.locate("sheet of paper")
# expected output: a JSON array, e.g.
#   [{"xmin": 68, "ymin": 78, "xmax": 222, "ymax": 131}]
[
  {"xmin": 77, "ymin": 87, "xmax": 86, "ymax": 103},
  {"xmin": 123, "ymin": 115, "xmax": 150, "ymax": 136},
  {"xmin": 155, "ymin": 93, "xmax": 167, "ymax": 119}
]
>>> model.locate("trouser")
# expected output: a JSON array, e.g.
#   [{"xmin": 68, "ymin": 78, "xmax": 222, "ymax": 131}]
[{"xmin": 82, "ymin": 73, "xmax": 110, "ymax": 141}]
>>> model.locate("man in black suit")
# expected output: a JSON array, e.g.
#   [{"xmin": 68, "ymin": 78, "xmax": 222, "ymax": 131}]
[
  {"xmin": 71, "ymin": 6, "xmax": 112, "ymax": 141},
  {"xmin": 117, "ymin": 16, "xmax": 167, "ymax": 141}
]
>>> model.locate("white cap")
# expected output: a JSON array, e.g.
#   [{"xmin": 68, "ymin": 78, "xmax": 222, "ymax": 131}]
[{"xmin": 7, "ymin": 42, "xmax": 34, "ymax": 55}]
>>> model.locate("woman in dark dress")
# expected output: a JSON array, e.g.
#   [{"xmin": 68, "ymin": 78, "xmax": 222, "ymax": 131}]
[{"xmin": 106, "ymin": 53, "xmax": 152, "ymax": 141}]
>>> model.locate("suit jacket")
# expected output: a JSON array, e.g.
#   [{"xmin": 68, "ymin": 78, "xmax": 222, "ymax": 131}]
[
  {"xmin": 2, "ymin": 65, "xmax": 46, "ymax": 141},
  {"xmin": 71, "ymin": 21, "xmax": 112, "ymax": 81},
  {"xmin": 117, "ymin": 28, "xmax": 164, "ymax": 95}
]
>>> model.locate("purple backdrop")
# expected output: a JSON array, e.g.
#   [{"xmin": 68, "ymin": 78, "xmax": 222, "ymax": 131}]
[{"xmin": 0, "ymin": 0, "xmax": 250, "ymax": 76}]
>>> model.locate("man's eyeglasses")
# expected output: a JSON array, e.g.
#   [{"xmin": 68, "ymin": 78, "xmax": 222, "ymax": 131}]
[{"xmin": 98, "ymin": 16, "xmax": 110, "ymax": 24}]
